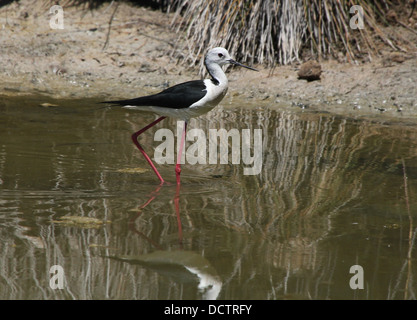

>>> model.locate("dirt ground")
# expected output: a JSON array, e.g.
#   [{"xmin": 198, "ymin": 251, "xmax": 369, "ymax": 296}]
[{"xmin": 1, "ymin": 0, "xmax": 417, "ymax": 121}]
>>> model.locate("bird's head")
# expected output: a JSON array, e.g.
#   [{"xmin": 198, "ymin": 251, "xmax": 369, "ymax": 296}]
[{"xmin": 205, "ymin": 47, "xmax": 258, "ymax": 71}]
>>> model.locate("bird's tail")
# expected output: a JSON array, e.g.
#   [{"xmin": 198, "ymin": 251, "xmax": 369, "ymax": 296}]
[{"xmin": 100, "ymin": 96, "xmax": 153, "ymax": 106}]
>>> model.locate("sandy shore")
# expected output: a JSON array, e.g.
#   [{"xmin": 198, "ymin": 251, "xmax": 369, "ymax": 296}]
[{"xmin": 1, "ymin": 1, "xmax": 417, "ymax": 121}]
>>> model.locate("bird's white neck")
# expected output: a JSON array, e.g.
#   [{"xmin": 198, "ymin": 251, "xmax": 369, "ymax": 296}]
[{"xmin": 205, "ymin": 62, "xmax": 228, "ymax": 87}]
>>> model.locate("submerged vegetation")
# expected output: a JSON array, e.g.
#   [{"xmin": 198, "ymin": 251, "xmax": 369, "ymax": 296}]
[{"xmin": 167, "ymin": 0, "xmax": 405, "ymax": 67}]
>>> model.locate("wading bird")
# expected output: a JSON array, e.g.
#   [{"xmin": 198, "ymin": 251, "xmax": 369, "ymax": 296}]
[{"xmin": 102, "ymin": 47, "xmax": 257, "ymax": 185}]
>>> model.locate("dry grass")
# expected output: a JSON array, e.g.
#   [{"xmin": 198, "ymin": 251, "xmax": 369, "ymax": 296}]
[
  {"xmin": 40, "ymin": 0, "xmax": 411, "ymax": 68},
  {"xmin": 167, "ymin": 0, "xmax": 404, "ymax": 68}
]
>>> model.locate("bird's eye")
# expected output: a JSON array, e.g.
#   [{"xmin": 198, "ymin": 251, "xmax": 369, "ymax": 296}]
[{"xmin": 218, "ymin": 53, "xmax": 224, "ymax": 58}]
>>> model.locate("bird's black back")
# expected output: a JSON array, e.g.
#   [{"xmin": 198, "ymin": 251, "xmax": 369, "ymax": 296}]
[{"xmin": 103, "ymin": 80, "xmax": 207, "ymax": 109}]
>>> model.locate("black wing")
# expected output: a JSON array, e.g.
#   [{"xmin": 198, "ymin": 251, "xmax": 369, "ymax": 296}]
[{"xmin": 102, "ymin": 80, "xmax": 207, "ymax": 109}]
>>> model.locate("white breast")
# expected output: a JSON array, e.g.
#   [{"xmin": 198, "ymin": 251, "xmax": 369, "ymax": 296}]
[{"xmin": 190, "ymin": 79, "xmax": 228, "ymax": 110}]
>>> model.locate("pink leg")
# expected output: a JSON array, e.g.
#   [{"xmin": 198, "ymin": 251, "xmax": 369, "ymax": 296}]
[
  {"xmin": 131, "ymin": 116, "xmax": 166, "ymax": 184},
  {"xmin": 175, "ymin": 121, "xmax": 187, "ymax": 185}
]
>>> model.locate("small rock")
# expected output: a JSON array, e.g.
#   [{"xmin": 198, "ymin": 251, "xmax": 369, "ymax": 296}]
[
  {"xmin": 297, "ymin": 60, "xmax": 322, "ymax": 81},
  {"xmin": 382, "ymin": 52, "xmax": 407, "ymax": 66},
  {"xmin": 389, "ymin": 52, "xmax": 405, "ymax": 63}
]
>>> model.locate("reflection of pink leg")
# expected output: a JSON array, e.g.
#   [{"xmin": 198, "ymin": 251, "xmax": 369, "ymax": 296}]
[
  {"xmin": 175, "ymin": 121, "xmax": 187, "ymax": 186},
  {"xmin": 130, "ymin": 183, "xmax": 183, "ymax": 247},
  {"xmin": 131, "ymin": 116, "xmax": 166, "ymax": 184},
  {"xmin": 129, "ymin": 184, "xmax": 163, "ymax": 249},
  {"xmin": 174, "ymin": 182, "xmax": 183, "ymax": 245}
]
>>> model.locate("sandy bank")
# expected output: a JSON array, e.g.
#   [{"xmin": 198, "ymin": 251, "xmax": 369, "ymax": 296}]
[{"xmin": 1, "ymin": 0, "xmax": 417, "ymax": 122}]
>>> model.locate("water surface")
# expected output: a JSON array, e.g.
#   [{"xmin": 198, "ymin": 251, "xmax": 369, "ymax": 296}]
[{"xmin": 0, "ymin": 95, "xmax": 416, "ymax": 299}]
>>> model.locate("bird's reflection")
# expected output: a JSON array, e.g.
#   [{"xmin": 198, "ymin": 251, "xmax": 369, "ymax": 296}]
[
  {"xmin": 121, "ymin": 182, "xmax": 222, "ymax": 300},
  {"xmin": 128, "ymin": 183, "xmax": 183, "ymax": 245}
]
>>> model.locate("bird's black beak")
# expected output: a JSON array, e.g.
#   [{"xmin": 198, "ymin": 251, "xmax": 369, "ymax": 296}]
[{"xmin": 228, "ymin": 59, "xmax": 258, "ymax": 71}]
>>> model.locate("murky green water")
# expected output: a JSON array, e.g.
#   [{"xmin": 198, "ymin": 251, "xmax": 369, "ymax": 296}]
[{"xmin": 1, "ymin": 95, "xmax": 416, "ymax": 300}]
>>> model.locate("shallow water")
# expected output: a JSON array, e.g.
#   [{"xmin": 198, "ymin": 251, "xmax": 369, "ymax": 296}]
[{"xmin": 0, "ymin": 95, "xmax": 416, "ymax": 300}]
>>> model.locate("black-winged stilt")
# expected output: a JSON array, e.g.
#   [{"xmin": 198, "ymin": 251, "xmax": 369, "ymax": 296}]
[{"xmin": 103, "ymin": 47, "xmax": 257, "ymax": 185}]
